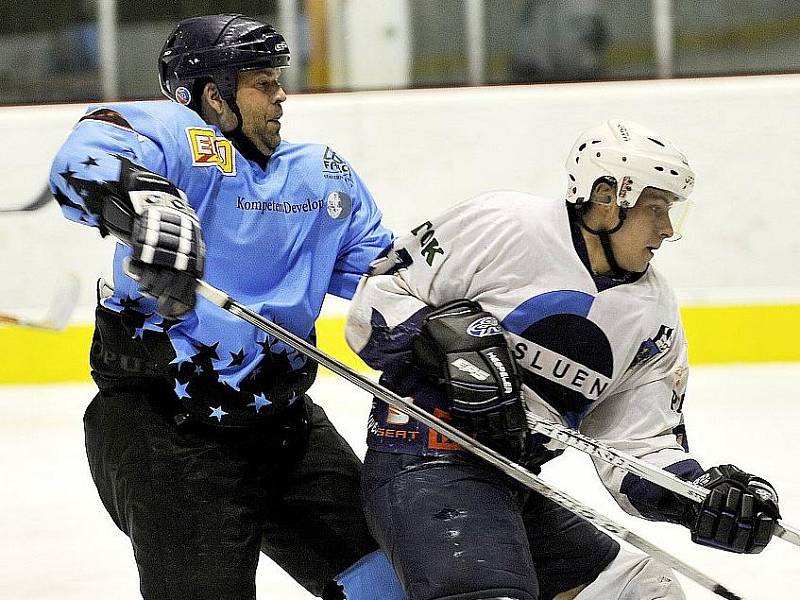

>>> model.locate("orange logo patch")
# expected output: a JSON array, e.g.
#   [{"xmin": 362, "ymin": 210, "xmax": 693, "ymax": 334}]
[{"xmin": 186, "ymin": 127, "xmax": 236, "ymax": 176}]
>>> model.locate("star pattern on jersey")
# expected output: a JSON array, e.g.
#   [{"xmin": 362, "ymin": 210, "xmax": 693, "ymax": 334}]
[
  {"xmin": 256, "ymin": 338, "xmax": 275, "ymax": 356},
  {"xmin": 209, "ymin": 406, "xmax": 228, "ymax": 422},
  {"xmin": 152, "ymin": 315, "xmax": 183, "ymax": 333},
  {"xmin": 228, "ymin": 348, "xmax": 246, "ymax": 367},
  {"xmin": 219, "ymin": 379, "xmax": 240, "ymax": 393},
  {"xmin": 191, "ymin": 341, "xmax": 220, "ymax": 362},
  {"xmin": 59, "ymin": 167, "xmax": 107, "ymax": 214},
  {"xmin": 174, "ymin": 379, "xmax": 191, "ymax": 400},
  {"xmin": 113, "ymin": 295, "xmax": 156, "ymax": 338},
  {"xmin": 248, "ymin": 393, "xmax": 271, "ymax": 413},
  {"xmin": 52, "ymin": 186, "xmax": 85, "ymax": 213},
  {"xmin": 81, "ymin": 156, "xmax": 99, "ymax": 167},
  {"xmin": 119, "ymin": 295, "xmax": 144, "ymax": 310}
]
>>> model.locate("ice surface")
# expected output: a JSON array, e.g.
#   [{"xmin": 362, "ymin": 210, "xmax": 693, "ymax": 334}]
[{"xmin": 1, "ymin": 364, "xmax": 798, "ymax": 599}]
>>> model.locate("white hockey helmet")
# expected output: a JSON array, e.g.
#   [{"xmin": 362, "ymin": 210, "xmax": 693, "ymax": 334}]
[{"xmin": 565, "ymin": 119, "xmax": 695, "ymax": 209}]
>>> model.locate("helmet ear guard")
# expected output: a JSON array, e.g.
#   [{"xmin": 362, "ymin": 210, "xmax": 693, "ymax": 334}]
[{"xmin": 158, "ymin": 13, "xmax": 290, "ymax": 113}]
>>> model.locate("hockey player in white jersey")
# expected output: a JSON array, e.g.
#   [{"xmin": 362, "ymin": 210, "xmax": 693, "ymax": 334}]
[{"xmin": 345, "ymin": 119, "xmax": 781, "ymax": 600}]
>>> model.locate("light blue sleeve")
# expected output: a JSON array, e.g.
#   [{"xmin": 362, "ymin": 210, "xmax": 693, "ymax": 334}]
[
  {"xmin": 327, "ymin": 163, "xmax": 393, "ymax": 299},
  {"xmin": 48, "ymin": 106, "xmax": 170, "ymax": 231}
]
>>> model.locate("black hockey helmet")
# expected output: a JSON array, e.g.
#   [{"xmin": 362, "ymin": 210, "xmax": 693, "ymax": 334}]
[{"xmin": 158, "ymin": 14, "xmax": 290, "ymax": 112}]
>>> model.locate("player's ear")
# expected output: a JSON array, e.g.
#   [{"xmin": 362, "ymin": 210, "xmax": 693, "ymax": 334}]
[
  {"xmin": 589, "ymin": 178, "xmax": 616, "ymax": 205},
  {"xmin": 200, "ymin": 82, "xmax": 226, "ymax": 121}
]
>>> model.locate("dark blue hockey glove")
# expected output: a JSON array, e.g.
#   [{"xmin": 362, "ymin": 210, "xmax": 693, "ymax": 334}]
[
  {"xmin": 684, "ymin": 464, "xmax": 780, "ymax": 554},
  {"xmin": 413, "ymin": 299, "xmax": 529, "ymax": 461}
]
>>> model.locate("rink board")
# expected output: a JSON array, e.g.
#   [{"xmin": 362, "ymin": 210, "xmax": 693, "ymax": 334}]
[{"xmin": 1, "ymin": 303, "xmax": 799, "ymax": 384}]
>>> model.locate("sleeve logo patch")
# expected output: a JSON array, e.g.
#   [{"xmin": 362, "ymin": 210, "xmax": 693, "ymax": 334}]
[
  {"xmin": 186, "ymin": 127, "xmax": 236, "ymax": 176},
  {"xmin": 326, "ymin": 191, "xmax": 352, "ymax": 219},
  {"xmin": 630, "ymin": 324, "xmax": 675, "ymax": 367}
]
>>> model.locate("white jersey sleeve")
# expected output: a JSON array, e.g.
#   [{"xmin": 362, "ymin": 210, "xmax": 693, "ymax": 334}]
[
  {"xmin": 580, "ymin": 315, "xmax": 703, "ymax": 521},
  {"xmin": 346, "ymin": 191, "xmax": 526, "ymax": 365}
]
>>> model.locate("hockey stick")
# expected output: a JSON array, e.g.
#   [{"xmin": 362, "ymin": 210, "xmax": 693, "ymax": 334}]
[
  {"xmin": 1, "ymin": 185, "xmax": 53, "ymax": 213},
  {"xmin": 0, "ymin": 273, "xmax": 80, "ymax": 330},
  {"xmin": 523, "ymin": 410, "xmax": 800, "ymax": 548},
  {"xmin": 195, "ymin": 279, "xmax": 745, "ymax": 600}
]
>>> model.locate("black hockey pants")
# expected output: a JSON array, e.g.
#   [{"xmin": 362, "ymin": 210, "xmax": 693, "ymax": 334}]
[{"xmin": 84, "ymin": 384, "xmax": 378, "ymax": 599}]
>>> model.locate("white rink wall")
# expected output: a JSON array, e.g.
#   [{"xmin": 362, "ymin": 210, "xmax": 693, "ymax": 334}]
[{"xmin": 2, "ymin": 74, "xmax": 800, "ymax": 321}]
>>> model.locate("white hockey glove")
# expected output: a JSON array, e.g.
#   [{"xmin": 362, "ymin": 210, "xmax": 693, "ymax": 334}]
[
  {"xmin": 413, "ymin": 299, "xmax": 529, "ymax": 461},
  {"xmin": 101, "ymin": 161, "xmax": 204, "ymax": 317}
]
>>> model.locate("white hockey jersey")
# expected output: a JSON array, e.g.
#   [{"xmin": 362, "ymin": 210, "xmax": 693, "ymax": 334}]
[{"xmin": 346, "ymin": 191, "xmax": 704, "ymax": 522}]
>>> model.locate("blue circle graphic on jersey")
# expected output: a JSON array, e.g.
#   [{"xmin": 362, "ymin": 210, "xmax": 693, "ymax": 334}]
[{"xmin": 502, "ymin": 290, "xmax": 613, "ymax": 428}]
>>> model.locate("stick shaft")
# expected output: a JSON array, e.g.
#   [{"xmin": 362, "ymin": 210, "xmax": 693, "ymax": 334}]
[{"xmin": 523, "ymin": 413, "xmax": 800, "ymax": 546}]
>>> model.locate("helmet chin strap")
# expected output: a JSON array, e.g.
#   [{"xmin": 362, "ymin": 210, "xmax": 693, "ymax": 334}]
[
  {"xmin": 222, "ymin": 96, "xmax": 270, "ymax": 169},
  {"xmin": 578, "ymin": 204, "xmax": 630, "ymax": 279}
]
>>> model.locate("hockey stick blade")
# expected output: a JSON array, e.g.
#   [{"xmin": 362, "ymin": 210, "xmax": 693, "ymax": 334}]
[
  {"xmin": 195, "ymin": 279, "xmax": 746, "ymax": 600},
  {"xmin": 1, "ymin": 185, "xmax": 53, "ymax": 213},
  {"xmin": 0, "ymin": 273, "xmax": 81, "ymax": 330},
  {"xmin": 523, "ymin": 411, "xmax": 800, "ymax": 548}
]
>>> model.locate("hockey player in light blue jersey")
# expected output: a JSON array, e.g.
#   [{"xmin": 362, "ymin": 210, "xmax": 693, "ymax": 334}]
[
  {"xmin": 346, "ymin": 120, "xmax": 781, "ymax": 600},
  {"xmin": 49, "ymin": 14, "xmax": 404, "ymax": 600}
]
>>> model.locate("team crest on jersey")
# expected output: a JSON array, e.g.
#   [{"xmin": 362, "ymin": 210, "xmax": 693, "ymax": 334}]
[
  {"xmin": 186, "ymin": 127, "xmax": 236, "ymax": 176},
  {"xmin": 467, "ymin": 316, "xmax": 501, "ymax": 337},
  {"xmin": 322, "ymin": 147, "xmax": 353, "ymax": 186},
  {"xmin": 631, "ymin": 324, "xmax": 675, "ymax": 368}
]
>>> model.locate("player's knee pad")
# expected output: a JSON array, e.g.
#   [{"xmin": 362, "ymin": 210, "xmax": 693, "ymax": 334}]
[
  {"xmin": 330, "ymin": 550, "xmax": 406, "ymax": 600},
  {"xmin": 574, "ymin": 547, "xmax": 685, "ymax": 600}
]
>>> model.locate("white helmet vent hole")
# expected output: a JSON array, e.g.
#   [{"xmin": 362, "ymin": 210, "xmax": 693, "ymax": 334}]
[
  {"xmin": 648, "ymin": 137, "xmax": 666, "ymax": 147},
  {"xmin": 655, "ymin": 166, "xmax": 664, "ymax": 172}
]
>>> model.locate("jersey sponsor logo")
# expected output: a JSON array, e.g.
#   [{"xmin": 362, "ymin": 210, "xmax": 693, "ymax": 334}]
[
  {"xmin": 427, "ymin": 408, "xmax": 461, "ymax": 451},
  {"xmin": 235, "ymin": 196, "xmax": 324, "ymax": 214},
  {"xmin": 326, "ymin": 191, "xmax": 352, "ymax": 219},
  {"xmin": 502, "ymin": 293, "xmax": 614, "ymax": 428},
  {"xmin": 467, "ymin": 315, "xmax": 501, "ymax": 337},
  {"xmin": 410, "ymin": 221, "xmax": 445, "ymax": 266},
  {"xmin": 511, "ymin": 335, "xmax": 611, "ymax": 401},
  {"xmin": 322, "ymin": 147, "xmax": 353, "ymax": 186},
  {"xmin": 450, "ymin": 358, "xmax": 490, "ymax": 381},
  {"xmin": 631, "ymin": 324, "xmax": 675, "ymax": 367},
  {"xmin": 186, "ymin": 127, "xmax": 236, "ymax": 176}
]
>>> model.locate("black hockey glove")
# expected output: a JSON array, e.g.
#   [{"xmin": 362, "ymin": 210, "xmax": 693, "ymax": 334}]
[
  {"xmin": 413, "ymin": 299, "xmax": 528, "ymax": 461},
  {"xmin": 102, "ymin": 162, "xmax": 205, "ymax": 318},
  {"xmin": 682, "ymin": 464, "xmax": 780, "ymax": 554}
]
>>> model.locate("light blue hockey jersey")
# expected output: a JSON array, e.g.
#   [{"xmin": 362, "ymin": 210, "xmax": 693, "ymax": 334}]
[{"xmin": 49, "ymin": 100, "xmax": 391, "ymax": 425}]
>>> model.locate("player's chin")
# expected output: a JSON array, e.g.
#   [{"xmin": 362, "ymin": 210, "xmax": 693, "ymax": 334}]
[{"xmin": 262, "ymin": 132, "xmax": 282, "ymax": 152}]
